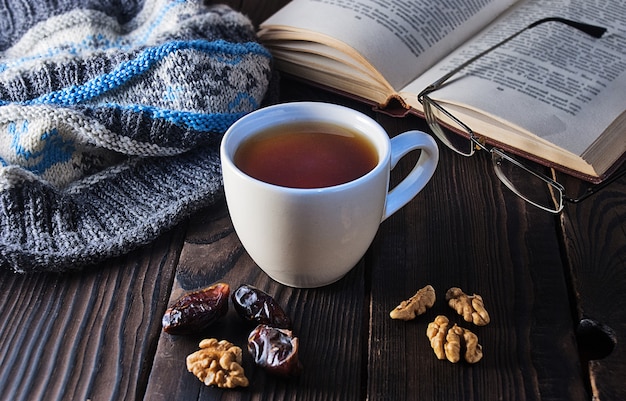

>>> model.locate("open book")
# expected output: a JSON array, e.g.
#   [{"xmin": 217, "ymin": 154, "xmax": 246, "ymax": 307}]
[{"xmin": 258, "ymin": 0, "xmax": 626, "ymax": 183}]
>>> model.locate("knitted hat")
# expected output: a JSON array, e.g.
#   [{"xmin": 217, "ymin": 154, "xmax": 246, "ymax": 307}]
[{"xmin": 0, "ymin": 0, "xmax": 273, "ymax": 273}]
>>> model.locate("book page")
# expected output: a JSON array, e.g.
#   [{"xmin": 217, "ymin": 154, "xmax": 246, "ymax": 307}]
[
  {"xmin": 405, "ymin": 0, "xmax": 626, "ymax": 158},
  {"xmin": 261, "ymin": 0, "xmax": 518, "ymax": 89}
]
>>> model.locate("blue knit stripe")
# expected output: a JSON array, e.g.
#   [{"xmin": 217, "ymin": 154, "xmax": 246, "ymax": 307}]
[{"xmin": 6, "ymin": 39, "xmax": 270, "ymax": 106}]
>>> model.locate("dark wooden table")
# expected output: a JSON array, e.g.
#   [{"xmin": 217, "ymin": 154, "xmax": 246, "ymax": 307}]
[{"xmin": 1, "ymin": 2, "xmax": 625, "ymax": 400}]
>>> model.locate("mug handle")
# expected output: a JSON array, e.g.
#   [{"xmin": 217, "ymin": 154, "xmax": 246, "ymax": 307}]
[{"xmin": 382, "ymin": 131, "xmax": 439, "ymax": 221}]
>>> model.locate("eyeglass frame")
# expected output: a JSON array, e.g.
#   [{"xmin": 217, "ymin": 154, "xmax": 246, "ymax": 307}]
[{"xmin": 416, "ymin": 17, "xmax": 625, "ymax": 214}]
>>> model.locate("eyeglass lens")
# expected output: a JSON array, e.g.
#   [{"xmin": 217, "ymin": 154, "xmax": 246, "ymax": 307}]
[
  {"xmin": 492, "ymin": 150, "xmax": 564, "ymax": 213},
  {"xmin": 423, "ymin": 96, "xmax": 564, "ymax": 213},
  {"xmin": 423, "ymin": 98, "xmax": 474, "ymax": 156}
]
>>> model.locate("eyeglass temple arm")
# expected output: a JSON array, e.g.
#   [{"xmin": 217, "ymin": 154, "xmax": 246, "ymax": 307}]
[
  {"xmin": 418, "ymin": 17, "xmax": 607, "ymax": 99},
  {"xmin": 529, "ymin": 17, "xmax": 607, "ymax": 38},
  {"xmin": 563, "ymin": 166, "xmax": 626, "ymax": 204}
]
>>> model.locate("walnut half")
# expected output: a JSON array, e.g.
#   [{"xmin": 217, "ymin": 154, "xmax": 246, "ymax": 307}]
[
  {"xmin": 390, "ymin": 284, "xmax": 436, "ymax": 321},
  {"xmin": 446, "ymin": 287, "xmax": 490, "ymax": 326},
  {"xmin": 426, "ymin": 315, "xmax": 483, "ymax": 364},
  {"xmin": 186, "ymin": 338, "xmax": 249, "ymax": 388}
]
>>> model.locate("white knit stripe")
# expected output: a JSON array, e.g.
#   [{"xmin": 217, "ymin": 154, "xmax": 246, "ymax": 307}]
[
  {"xmin": 0, "ymin": 0, "xmax": 179, "ymax": 63},
  {"xmin": 0, "ymin": 104, "xmax": 184, "ymax": 156}
]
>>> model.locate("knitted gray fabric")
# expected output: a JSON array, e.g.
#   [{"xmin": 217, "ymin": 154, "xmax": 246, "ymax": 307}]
[{"xmin": 0, "ymin": 0, "xmax": 273, "ymax": 273}]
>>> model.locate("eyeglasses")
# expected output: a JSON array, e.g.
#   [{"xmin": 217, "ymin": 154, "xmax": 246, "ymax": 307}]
[{"xmin": 417, "ymin": 17, "xmax": 625, "ymax": 213}]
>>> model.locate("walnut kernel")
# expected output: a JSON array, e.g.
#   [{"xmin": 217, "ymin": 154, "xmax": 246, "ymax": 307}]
[
  {"xmin": 390, "ymin": 284, "xmax": 436, "ymax": 320},
  {"xmin": 426, "ymin": 315, "xmax": 483, "ymax": 363},
  {"xmin": 186, "ymin": 338, "xmax": 249, "ymax": 388},
  {"xmin": 445, "ymin": 287, "xmax": 490, "ymax": 326}
]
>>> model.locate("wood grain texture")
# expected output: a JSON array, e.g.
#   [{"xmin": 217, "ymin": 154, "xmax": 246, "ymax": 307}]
[
  {"xmin": 366, "ymin": 113, "xmax": 586, "ymax": 401},
  {"xmin": 144, "ymin": 202, "xmax": 367, "ymax": 401},
  {"xmin": 0, "ymin": 228, "xmax": 185, "ymax": 401},
  {"xmin": 559, "ymin": 172, "xmax": 626, "ymax": 401}
]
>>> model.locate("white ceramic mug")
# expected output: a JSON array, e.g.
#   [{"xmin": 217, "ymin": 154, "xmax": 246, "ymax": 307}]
[{"xmin": 221, "ymin": 102, "xmax": 438, "ymax": 288}]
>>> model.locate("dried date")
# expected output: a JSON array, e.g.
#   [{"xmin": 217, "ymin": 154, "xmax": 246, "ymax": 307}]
[
  {"xmin": 248, "ymin": 324, "xmax": 302, "ymax": 377},
  {"xmin": 232, "ymin": 284, "xmax": 291, "ymax": 329},
  {"xmin": 162, "ymin": 282, "xmax": 230, "ymax": 335}
]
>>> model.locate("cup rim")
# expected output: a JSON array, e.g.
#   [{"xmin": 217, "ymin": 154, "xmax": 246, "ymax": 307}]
[{"xmin": 221, "ymin": 102, "xmax": 391, "ymax": 193}]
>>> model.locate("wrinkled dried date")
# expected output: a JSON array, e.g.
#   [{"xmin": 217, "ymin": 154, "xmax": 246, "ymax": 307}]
[
  {"xmin": 248, "ymin": 324, "xmax": 302, "ymax": 377},
  {"xmin": 232, "ymin": 284, "xmax": 291, "ymax": 329},
  {"xmin": 162, "ymin": 282, "xmax": 230, "ymax": 335}
]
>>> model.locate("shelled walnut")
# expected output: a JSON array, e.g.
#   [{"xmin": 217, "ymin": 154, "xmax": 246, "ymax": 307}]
[
  {"xmin": 446, "ymin": 287, "xmax": 490, "ymax": 326},
  {"xmin": 186, "ymin": 338, "xmax": 249, "ymax": 388},
  {"xmin": 444, "ymin": 322, "xmax": 465, "ymax": 363},
  {"xmin": 461, "ymin": 326, "xmax": 483, "ymax": 363},
  {"xmin": 426, "ymin": 315, "xmax": 449, "ymax": 360},
  {"xmin": 426, "ymin": 315, "xmax": 483, "ymax": 363},
  {"xmin": 390, "ymin": 284, "xmax": 436, "ymax": 320}
]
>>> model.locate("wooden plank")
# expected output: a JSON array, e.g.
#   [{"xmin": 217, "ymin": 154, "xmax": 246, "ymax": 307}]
[
  {"xmin": 366, "ymin": 113, "xmax": 588, "ymax": 400},
  {"xmin": 0, "ymin": 228, "xmax": 185, "ymax": 401},
  {"xmin": 559, "ymin": 172, "xmax": 626, "ymax": 401},
  {"xmin": 145, "ymin": 200, "xmax": 364, "ymax": 400},
  {"xmin": 144, "ymin": 201, "xmax": 367, "ymax": 400}
]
